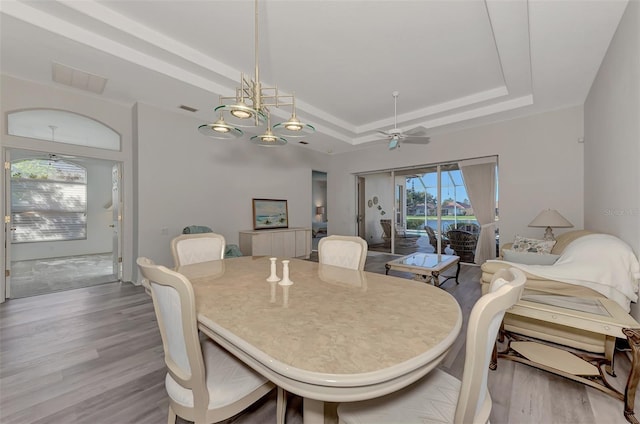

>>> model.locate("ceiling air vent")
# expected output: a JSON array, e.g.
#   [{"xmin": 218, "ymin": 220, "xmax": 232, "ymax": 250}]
[
  {"xmin": 179, "ymin": 105, "xmax": 198, "ymax": 112},
  {"xmin": 52, "ymin": 62, "xmax": 107, "ymax": 94}
]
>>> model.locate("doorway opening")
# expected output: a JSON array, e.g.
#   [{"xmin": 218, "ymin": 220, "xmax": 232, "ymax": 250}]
[
  {"xmin": 5, "ymin": 149, "xmax": 121, "ymax": 298},
  {"xmin": 312, "ymin": 170, "xmax": 327, "ymax": 251}
]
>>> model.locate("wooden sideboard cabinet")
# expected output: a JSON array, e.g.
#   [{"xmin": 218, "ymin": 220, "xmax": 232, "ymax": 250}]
[{"xmin": 239, "ymin": 228, "xmax": 312, "ymax": 259}]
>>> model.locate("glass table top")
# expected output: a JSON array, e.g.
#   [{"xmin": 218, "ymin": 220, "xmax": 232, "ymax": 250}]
[
  {"xmin": 520, "ymin": 293, "xmax": 610, "ymax": 317},
  {"xmin": 396, "ymin": 253, "xmax": 456, "ymax": 268}
]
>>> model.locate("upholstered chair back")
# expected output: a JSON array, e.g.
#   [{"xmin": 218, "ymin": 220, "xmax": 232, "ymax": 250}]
[
  {"xmin": 337, "ymin": 267, "xmax": 525, "ymax": 424},
  {"xmin": 136, "ymin": 257, "xmax": 209, "ymax": 414},
  {"xmin": 318, "ymin": 235, "xmax": 368, "ymax": 270},
  {"xmin": 137, "ymin": 257, "xmax": 276, "ymax": 424},
  {"xmin": 454, "ymin": 267, "xmax": 526, "ymax": 423},
  {"xmin": 171, "ymin": 233, "xmax": 225, "ymax": 268}
]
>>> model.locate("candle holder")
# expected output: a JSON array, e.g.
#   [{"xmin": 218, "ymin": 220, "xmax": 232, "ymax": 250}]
[
  {"xmin": 266, "ymin": 257, "xmax": 280, "ymax": 282},
  {"xmin": 279, "ymin": 260, "xmax": 293, "ymax": 286}
]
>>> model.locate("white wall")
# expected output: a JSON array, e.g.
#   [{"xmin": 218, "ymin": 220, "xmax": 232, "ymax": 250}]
[
  {"xmin": 327, "ymin": 106, "xmax": 585, "ymax": 248},
  {"xmin": 10, "ymin": 158, "xmax": 113, "ymax": 261},
  {"xmin": 135, "ymin": 103, "xmax": 329, "ymax": 269},
  {"xmin": 584, "ymin": 0, "xmax": 639, "ymax": 256},
  {"xmin": 584, "ymin": 1, "xmax": 639, "ymax": 319}
]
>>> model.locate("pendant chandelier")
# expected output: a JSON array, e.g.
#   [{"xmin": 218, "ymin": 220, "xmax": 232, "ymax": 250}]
[{"xmin": 198, "ymin": 0, "xmax": 314, "ymax": 146}]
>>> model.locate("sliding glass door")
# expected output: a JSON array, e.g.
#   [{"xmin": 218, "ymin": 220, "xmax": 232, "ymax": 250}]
[{"xmin": 357, "ymin": 157, "xmax": 498, "ymax": 261}]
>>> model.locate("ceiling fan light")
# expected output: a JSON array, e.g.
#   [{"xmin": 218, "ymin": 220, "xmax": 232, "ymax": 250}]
[
  {"xmin": 215, "ymin": 104, "xmax": 266, "ymax": 127},
  {"xmin": 283, "ymin": 117, "xmax": 303, "ymax": 132},
  {"xmin": 229, "ymin": 101, "xmax": 254, "ymax": 119},
  {"xmin": 198, "ymin": 115, "xmax": 243, "ymax": 139},
  {"xmin": 250, "ymin": 129, "xmax": 287, "ymax": 146},
  {"xmin": 388, "ymin": 137, "xmax": 399, "ymax": 150},
  {"xmin": 230, "ymin": 109, "xmax": 252, "ymax": 120},
  {"xmin": 260, "ymin": 128, "xmax": 278, "ymax": 142},
  {"xmin": 211, "ymin": 117, "xmax": 231, "ymax": 133},
  {"xmin": 213, "ymin": 126, "xmax": 230, "ymax": 133},
  {"xmin": 272, "ymin": 118, "xmax": 315, "ymax": 137}
]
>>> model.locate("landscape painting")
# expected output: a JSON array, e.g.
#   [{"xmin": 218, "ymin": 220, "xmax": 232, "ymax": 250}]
[{"xmin": 253, "ymin": 199, "xmax": 288, "ymax": 230}]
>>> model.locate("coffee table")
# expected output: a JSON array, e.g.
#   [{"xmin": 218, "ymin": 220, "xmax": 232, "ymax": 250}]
[
  {"xmin": 384, "ymin": 252, "xmax": 460, "ymax": 286},
  {"xmin": 493, "ymin": 291, "xmax": 640, "ymax": 423}
]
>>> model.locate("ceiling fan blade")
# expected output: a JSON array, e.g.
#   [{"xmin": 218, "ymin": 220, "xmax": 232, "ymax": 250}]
[
  {"xmin": 377, "ymin": 130, "xmax": 391, "ymax": 137},
  {"xmin": 404, "ymin": 126, "xmax": 428, "ymax": 137},
  {"xmin": 401, "ymin": 137, "xmax": 431, "ymax": 144}
]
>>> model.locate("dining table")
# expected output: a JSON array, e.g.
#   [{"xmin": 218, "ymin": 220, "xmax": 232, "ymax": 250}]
[{"xmin": 178, "ymin": 256, "xmax": 463, "ymax": 424}]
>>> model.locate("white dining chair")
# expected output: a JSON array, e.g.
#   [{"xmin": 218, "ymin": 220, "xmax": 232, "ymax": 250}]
[
  {"xmin": 171, "ymin": 233, "xmax": 226, "ymax": 268},
  {"xmin": 136, "ymin": 257, "xmax": 279, "ymax": 424},
  {"xmin": 337, "ymin": 267, "xmax": 526, "ymax": 424},
  {"xmin": 318, "ymin": 235, "xmax": 368, "ymax": 270}
]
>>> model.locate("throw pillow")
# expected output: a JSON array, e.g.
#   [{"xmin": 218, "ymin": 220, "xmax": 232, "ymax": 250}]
[
  {"xmin": 503, "ymin": 249, "xmax": 560, "ymax": 265},
  {"xmin": 512, "ymin": 235, "xmax": 556, "ymax": 254}
]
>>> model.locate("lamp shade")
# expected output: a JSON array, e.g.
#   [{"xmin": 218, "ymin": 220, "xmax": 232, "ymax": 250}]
[{"xmin": 528, "ymin": 209, "xmax": 573, "ymax": 228}]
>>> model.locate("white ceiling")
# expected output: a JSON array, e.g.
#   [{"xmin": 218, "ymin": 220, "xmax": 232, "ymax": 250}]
[{"xmin": 0, "ymin": 0, "xmax": 629, "ymax": 154}]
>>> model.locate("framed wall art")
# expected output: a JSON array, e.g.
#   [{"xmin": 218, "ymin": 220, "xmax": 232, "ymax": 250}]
[{"xmin": 253, "ymin": 198, "xmax": 289, "ymax": 230}]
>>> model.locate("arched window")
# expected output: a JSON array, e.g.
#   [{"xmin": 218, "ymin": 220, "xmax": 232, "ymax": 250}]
[
  {"xmin": 7, "ymin": 109, "xmax": 120, "ymax": 151},
  {"xmin": 11, "ymin": 158, "xmax": 87, "ymax": 242}
]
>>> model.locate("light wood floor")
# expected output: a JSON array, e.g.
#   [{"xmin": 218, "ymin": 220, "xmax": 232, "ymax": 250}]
[{"xmin": 1, "ymin": 256, "xmax": 638, "ymax": 423}]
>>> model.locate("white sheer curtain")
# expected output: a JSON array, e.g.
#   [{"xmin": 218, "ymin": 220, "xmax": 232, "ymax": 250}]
[{"xmin": 458, "ymin": 158, "xmax": 497, "ymax": 264}]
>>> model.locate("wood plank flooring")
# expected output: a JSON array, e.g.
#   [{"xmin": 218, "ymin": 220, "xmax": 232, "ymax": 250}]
[{"xmin": 1, "ymin": 255, "xmax": 638, "ymax": 423}]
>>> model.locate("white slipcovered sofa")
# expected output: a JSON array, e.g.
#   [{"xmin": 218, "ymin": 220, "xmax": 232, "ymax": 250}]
[{"xmin": 481, "ymin": 230, "xmax": 640, "ymax": 353}]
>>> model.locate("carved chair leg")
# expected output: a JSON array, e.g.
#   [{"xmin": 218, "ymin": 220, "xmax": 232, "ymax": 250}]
[
  {"xmin": 605, "ymin": 335, "xmax": 617, "ymax": 376},
  {"xmin": 622, "ymin": 328, "xmax": 640, "ymax": 424},
  {"xmin": 491, "ymin": 323, "xmax": 503, "ymax": 370},
  {"xmin": 276, "ymin": 387, "xmax": 287, "ymax": 424},
  {"xmin": 490, "ymin": 340, "xmax": 498, "ymax": 370},
  {"xmin": 498, "ymin": 319, "xmax": 505, "ymax": 343},
  {"xmin": 167, "ymin": 406, "xmax": 177, "ymax": 424}
]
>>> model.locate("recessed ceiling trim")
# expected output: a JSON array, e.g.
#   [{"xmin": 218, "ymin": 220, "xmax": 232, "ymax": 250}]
[
  {"xmin": 1, "ymin": 1, "xmax": 232, "ymax": 100},
  {"xmin": 3, "ymin": 0, "xmax": 623, "ymax": 155},
  {"xmin": 357, "ymin": 86, "xmax": 509, "ymax": 133},
  {"xmin": 3, "ymin": 0, "xmax": 528, "ymax": 145},
  {"xmin": 352, "ymin": 95, "xmax": 534, "ymax": 145},
  {"xmin": 59, "ymin": 0, "xmax": 241, "ymax": 82}
]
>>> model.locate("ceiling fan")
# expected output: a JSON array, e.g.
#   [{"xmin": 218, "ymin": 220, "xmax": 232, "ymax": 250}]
[
  {"xmin": 377, "ymin": 91, "xmax": 431, "ymax": 150},
  {"xmin": 46, "ymin": 153, "xmax": 77, "ymax": 161},
  {"xmin": 40, "ymin": 153, "xmax": 79, "ymax": 166}
]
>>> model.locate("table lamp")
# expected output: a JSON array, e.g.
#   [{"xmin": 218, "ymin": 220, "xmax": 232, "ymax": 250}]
[{"xmin": 528, "ymin": 209, "xmax": 573, "ymax": 241}]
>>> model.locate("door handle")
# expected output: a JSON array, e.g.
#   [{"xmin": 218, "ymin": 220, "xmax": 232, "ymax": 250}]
[{"xmin": 109, "ymin": 224, "xmax": 115, "ymax": 228}]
